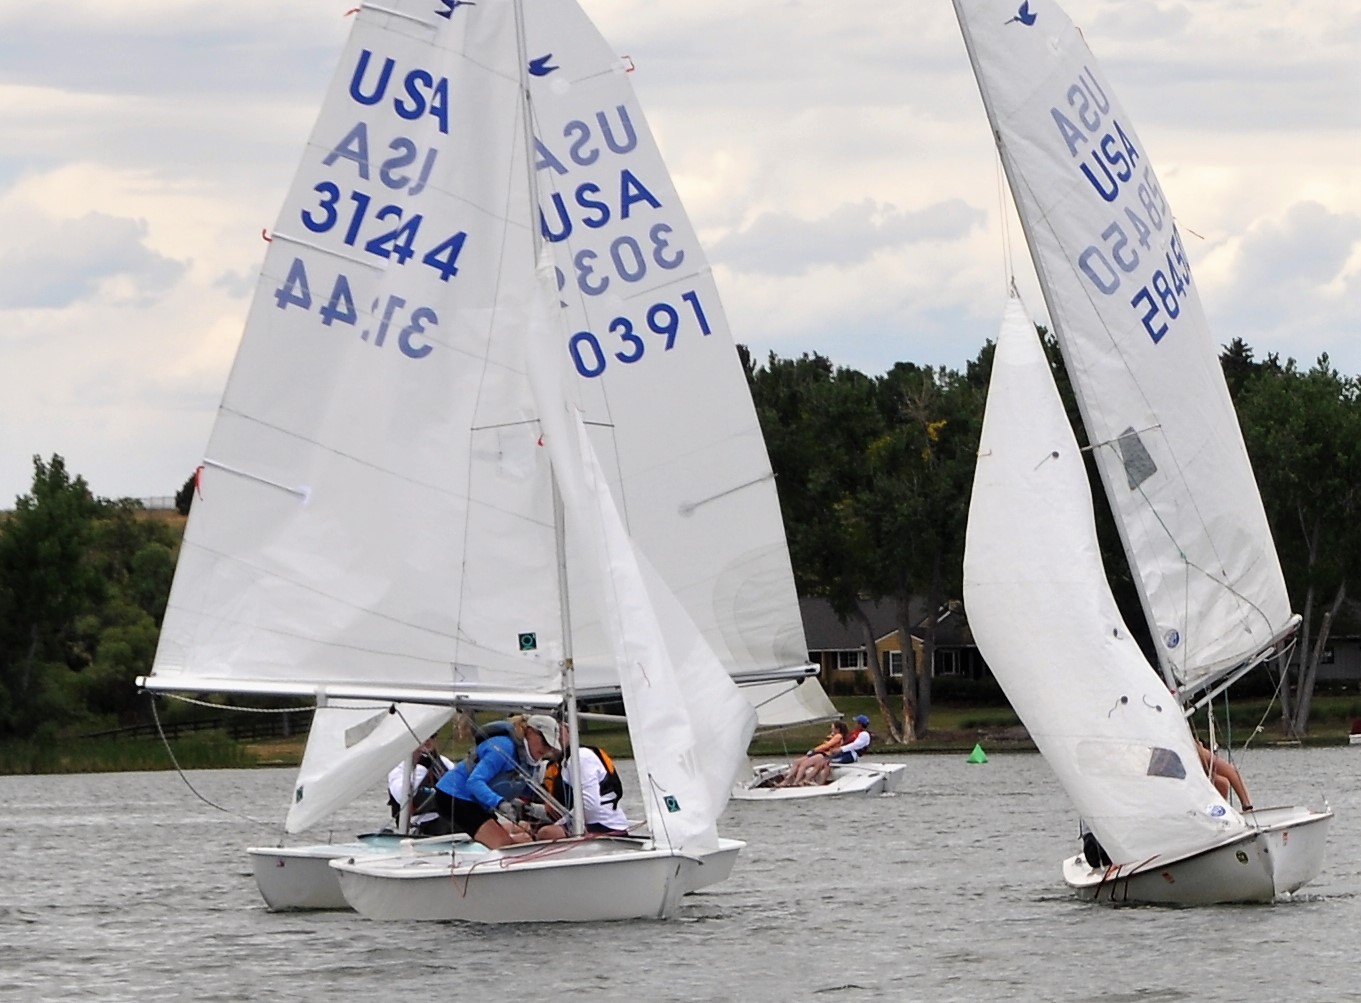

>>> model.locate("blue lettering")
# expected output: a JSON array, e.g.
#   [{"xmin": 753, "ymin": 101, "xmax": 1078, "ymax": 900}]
[
  {"xmin": 349, "ymin": 50, "xmax": 395, "ymax": 106},
  {"xmin": 596, "ymin": 106, "xmax": 638, "ymax": 155},
  {"xmin": 1099, "ymin": 134, "xmax": 1132, "ymax": 183},
  {"xmin": 619, "ymin": 169, "xmax": 661, "ymax": 218},
  {"xmin": 346, "ymin": 49, "xmax": 449, "ymax": 134},
  {"xmin": 565, "ymin": 120, "xmax": 599, "ymax": 167},
  {"xmin": 541, "ymin": 193, "xmax": 572, "ymax": 242},
  {"xmin": 1080, "ymin": 153, "xmax": 1120, "ymax": 202},
  {"xmin": 394, "ymin": 70, "xmax": 450, "ymax": 134},
  {"xmin": 1051, "ymin": 108, "xmax": 1087, "ymax": 157},
  {"xmin": 542, "ymin": 106, "xmax": 641, "ymax": 173},
  {"xmin": 539, "ymin": 170, "xmax": 664, "ymax": 242},
  {"xmin": 380, "ymin": 139, "xmax": 438, "ymax": 195},
  {"xmin": 324, "ymin": 122, "xmax": 373, "ymax": 180},
  {"xmin": 535, "ymin": 138, "xmax": 570, "ymax": 176},
  {"xmin": 576, "ymin": 183, "xmax": 610, "ymax": 229}
]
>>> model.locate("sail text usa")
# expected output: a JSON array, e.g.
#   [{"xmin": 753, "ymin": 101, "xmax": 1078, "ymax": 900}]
[{"xmin": 1053, "ymin": 67, "xmax": 1196, "ymax": 344}]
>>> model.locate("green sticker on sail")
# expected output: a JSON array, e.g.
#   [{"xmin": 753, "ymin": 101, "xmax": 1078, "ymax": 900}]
[
  {"xmin": 664, "ymin": 795, "xmax": 680, "ymax": 813},
  {"xmin": 518, "ymin": 632, "xmax": 537, "ymax": 651}
]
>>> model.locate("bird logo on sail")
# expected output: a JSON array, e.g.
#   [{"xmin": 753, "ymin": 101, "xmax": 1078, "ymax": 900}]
[
  {"xmin": 529, "ymin": 54, "xmax": 559, "ymax": 77},
  {"xmin": 435, "ymin": 0, "xmax": 475, "ymax": 18},
  {"xmin": 1006, "ymin": 1, "xmax": 1037, "ymax": 25}
]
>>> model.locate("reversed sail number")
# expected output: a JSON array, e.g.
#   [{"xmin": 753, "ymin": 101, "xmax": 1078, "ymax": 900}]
[{"xmin": 273, "ymin": 257, "xmax": 436, "ymax": 359}]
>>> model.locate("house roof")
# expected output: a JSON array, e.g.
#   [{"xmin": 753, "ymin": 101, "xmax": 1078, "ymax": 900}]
[{"xmin": 800, "ymin": 597, "xmax": 975, "ymax": 650}]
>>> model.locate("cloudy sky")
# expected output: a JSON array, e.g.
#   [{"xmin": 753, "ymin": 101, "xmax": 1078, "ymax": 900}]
[{"xmin": 1, "ymin": 0, "xmax": 1357, "ymax": 505}]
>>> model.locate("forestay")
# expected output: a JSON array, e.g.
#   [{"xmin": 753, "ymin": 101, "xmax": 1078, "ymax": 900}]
[
  {"xmin": 952, "ymin": 0, "xmax": 1294, "ymax": 702},
  {"xmin": 963, "ymin": 299, "xmax": 1245, "ymax": 864}
]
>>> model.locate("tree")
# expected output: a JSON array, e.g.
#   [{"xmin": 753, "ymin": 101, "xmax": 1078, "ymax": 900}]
[
  {"xmin": 175, "ymin": 471, "xmax": 198, "ymax": 517},
  {"xmin": 0, "ymin": 456, "xmax": 107, "ymax": 738},
  {"xmin": 1235, "ymin": 356, "xmax": 1361, "ymax": 736},
  {"xmin": 853, "ymin": 362, "xmax": 982, "ymax": 739},
  {"xmin": 747, "ymin": 351, "xmax": 892, "ymax": 718}
]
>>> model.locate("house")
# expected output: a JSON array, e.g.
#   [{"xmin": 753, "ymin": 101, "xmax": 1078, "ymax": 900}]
[{"xmin": 800, "ymin": 597, "xmax": 990, "ymax": 696}]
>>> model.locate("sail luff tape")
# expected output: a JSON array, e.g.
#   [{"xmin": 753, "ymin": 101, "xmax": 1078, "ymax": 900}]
[{"xmin": 202, "ymin": 459, "xmax": 311, "ymax": 504}]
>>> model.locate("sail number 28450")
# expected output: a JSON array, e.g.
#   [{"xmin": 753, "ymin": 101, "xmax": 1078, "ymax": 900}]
[{"xmin": 1073, "ymin": 165, "xmax": 1195, "ymax": 344}]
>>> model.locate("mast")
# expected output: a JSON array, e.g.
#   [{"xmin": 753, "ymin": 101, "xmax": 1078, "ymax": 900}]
[{"xmin": 514, "ymin": 0, "xmax": 586, "ymax": 838}]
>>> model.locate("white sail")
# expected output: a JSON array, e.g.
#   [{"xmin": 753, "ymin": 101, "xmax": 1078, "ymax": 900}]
[
  {"xmin": 964, "ymin": 298, "xmax": 1244, "ymax": 863},
  {"xmin": 146, "ymin": 1, "xmax": 581, "ymax": 703},
  {"xmin": 952, "ymin": 0, "xmax": 1294, "ymax": 701},
  {"xmin": 285, "ymin": 701, "xmax": 453, "ymax": 834},
  {"xmin": 143, "ymin": 0, "xmax": 819, "ymax": 725},
  {"xmin": 522, "ymin": 1, "xmax": 816, "ymax": 696}
]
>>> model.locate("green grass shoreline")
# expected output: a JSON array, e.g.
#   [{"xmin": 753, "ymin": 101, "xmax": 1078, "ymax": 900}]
[{"xmin": 4, "ymin": 696, "xmax": 1355, "ymax": 776}]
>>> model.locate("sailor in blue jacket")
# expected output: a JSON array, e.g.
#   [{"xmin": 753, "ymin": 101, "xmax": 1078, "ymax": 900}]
[{"xmin": 434, "ymin": 714, "xmax": 562, "ymax": 848}]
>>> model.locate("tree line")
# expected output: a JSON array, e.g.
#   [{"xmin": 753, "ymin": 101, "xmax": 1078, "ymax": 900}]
[
  {"xmin": 1, "ymin": 336, "xmax": 1357, "ymax": 744},
  {"xmin": 742, "ymin": 335, "xmax": 1361, "ymax": 742}
]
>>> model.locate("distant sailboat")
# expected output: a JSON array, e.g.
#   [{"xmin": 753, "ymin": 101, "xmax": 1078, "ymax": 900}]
[
  {"xmin": 139, "ymin": 0, "xmax": 823, "ymax": 921},
  {"xmin": 955, "ymin": 0, "xmax": 1331, "ymax": 904}
]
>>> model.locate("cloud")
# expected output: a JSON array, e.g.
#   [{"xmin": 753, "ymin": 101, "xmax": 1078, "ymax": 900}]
[
  {"xmin": 1208, "ymin": 201, "xmax": 1361, "ymax": 366},
  {"xmin": 712, "ymin": 198, "xmax": 984, "ymax": 276},
  {"xmin": 0, "ymin": 211, "xmax": 186, "ymax": 309}
]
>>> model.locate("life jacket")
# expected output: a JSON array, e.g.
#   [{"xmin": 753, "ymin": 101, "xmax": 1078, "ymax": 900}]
[
  {"xmin": 461, "ymin": 721, "xmax": 528, "ymax": 800},
  {"xmin": 841, "ymin": 727, "xmax": 871, "ymax": 760},
  {"xmin": 560, "ymin": 745, "xmax": 624, "ymax": 811}
]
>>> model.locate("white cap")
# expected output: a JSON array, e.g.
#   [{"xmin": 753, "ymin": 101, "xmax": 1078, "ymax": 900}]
[{"xmin": 526, "ymin": 714, "xmax": 562, "ymax": 752}]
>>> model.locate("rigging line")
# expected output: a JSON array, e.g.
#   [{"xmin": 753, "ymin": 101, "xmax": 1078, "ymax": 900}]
[
  {"xmin": 147, "ymin": 694, "xmax": 272, "ymax": 828},
  {"xmin": 159, "ymin": 692, "xmax": 305, "ymax": 714},
  {"xmin": 994, "ymin": 146, "xmax": 1013, "ymax": 296}
]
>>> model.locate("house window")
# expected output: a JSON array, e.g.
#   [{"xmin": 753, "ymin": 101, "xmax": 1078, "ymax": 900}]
[
  {"xmin": 935, "ymin": 649, "xmax": 960, "ymax": 677},
  {"xmin": 837, "ymin": 650, "xmax": 866, "ymax": 670},
  {"xmin": 887, "ymin": 651, "xmax": 904, "ymax": 677}
]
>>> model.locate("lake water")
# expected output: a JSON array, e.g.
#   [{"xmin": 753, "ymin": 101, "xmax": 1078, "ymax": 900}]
[{"xmin": 2, "ymin": 746, "xmax": 1355, "ymax": 1002}]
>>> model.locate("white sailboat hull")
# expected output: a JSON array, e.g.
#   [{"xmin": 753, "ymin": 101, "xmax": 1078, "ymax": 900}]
[
  {"xmin": 248, "ymin": 833, "xmax": 471, "ymax": 911},
  {"xmin": 730, "ymin": 761, "xmax": 908, "ymax": 800},
  {"xmin": 331, "ymin": 836, "xmax": 741, "ymax": 922},
  {"xmin": 1062, "ymin": 806, "xmax": 1333, "ymax": 905}
]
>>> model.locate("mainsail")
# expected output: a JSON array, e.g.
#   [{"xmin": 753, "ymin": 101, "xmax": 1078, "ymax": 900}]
[{"xmin": 952, "ymin": 0, "xmax": 1296, "ymax": 703}]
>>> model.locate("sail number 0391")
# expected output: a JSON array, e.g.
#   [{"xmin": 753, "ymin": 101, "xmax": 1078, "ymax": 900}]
[{"xmin": 569, "ymin": 291, "xmax": 712, "ymax": 378}]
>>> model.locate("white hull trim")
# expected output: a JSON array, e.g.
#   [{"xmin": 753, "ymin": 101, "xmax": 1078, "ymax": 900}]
[
  {"xmin": 331, "ymin": 836, "xmax": 745, "ymax": 922},
  {"xmin": 731, "ymin": 761, "xmax": 908, "ymax": 800},
  {"xmin": 1063, "ymin": 806, "xmax": 1333, "ymax": 905}
]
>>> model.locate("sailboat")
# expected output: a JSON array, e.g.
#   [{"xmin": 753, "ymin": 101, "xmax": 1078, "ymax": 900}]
[
  {"xmin": 955, "ymin": 0, "xmax": 1332, "ymax": 904},
  {"xmin": 138, "ymin": 0, "xmax": 821, "ymax": 922}
]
